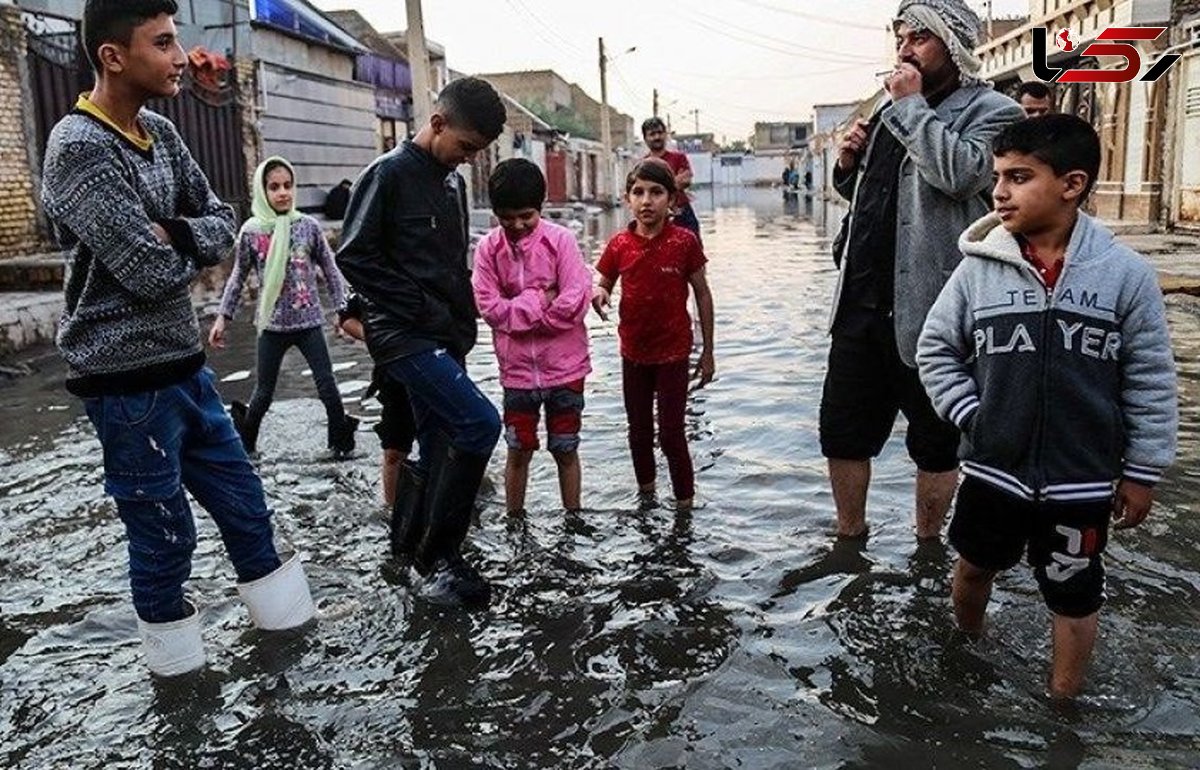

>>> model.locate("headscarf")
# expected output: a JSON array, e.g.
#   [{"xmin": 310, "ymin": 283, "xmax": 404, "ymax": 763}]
[
  {"xmin": 894, "ymin": 0, "xmax": 989, "ymax": 88},
  {"xmin": 242, "ymin": 156, "xmax": 302, "ymax": 334}
]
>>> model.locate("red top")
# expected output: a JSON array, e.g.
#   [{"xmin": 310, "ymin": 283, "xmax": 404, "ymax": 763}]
[
  {"xmin": 648, "ymin": 149, "xmax": 692, "ymax": 208},
  {"xmin": 597, "ymin": 222, "xmax": 707, "ymax": 364},
  {"xmin": 1018, "ymin": 236, "xmax": 1065, "ymax": 290}
]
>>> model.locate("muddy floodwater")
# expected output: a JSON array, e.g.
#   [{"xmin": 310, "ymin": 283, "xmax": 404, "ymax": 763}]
[{"xmin": 2, "ymin": 188, "xmax": 1199, "ymax": 768}]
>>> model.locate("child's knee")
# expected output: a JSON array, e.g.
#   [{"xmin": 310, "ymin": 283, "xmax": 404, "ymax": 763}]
[
  {"xmin": 955, "ymin": 557, "xmax": 997, "ymax": 585},
  {"xmin": 657, "ymin": 427, "xmax": 688, "ymax": 453},
  {"xmin": 547, "ymin": 433, "xmax": 581, "ymax": 456},
  {"xmin": 503, "ymin": 410, "xmax": 539, "ymax": 453},
  {"xmin": 550, "ymin": 447, "xmax": 579, "ymax": 466},
  {"xmin": 457, "ymin": 409, "xmax": 501, "ymax": 454},
  {"xmin": 508, "ymin": 448, "xmax": 535, "ymax": 467}
]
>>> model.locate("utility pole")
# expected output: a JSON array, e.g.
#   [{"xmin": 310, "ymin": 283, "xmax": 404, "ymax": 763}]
[
  {"xmin": 598, "ymin": 37, "xmax": 614, "ymax": 204},
  {"xmin": 407, "ymin": 0, "xmax": 433, "ymax": 132},
  {"xmin": 653, "ymin": 88, "xmax": 659, "ymax": 117},
  {"xmin": 984, "ymin": 0, "xmax": 993, "ymax": 40},
  {"xmin": 688, "ymin": 108, "xmax": 700, "ymax": 134}
]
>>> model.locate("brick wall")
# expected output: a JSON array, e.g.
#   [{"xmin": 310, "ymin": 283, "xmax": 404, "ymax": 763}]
[
  {"xmin": 1175, "ymin": 0, "xmax": 1200, "ymax": 22},
  {"xmin": 236, "ymin": 57, "xmax": 261, "ymax": 204},
  {"xmin": 0, "ymin": 6, "xmax": 46, "ymax": 260}
]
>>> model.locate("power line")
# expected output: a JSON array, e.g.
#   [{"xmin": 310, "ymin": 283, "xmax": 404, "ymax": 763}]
[
  {"xmin": 687, "ymin": 7, "xmax": 881, "ymax": 63},
  {"xmin": 679, "ymin": 12, "xmax": 873, "ymax": 63},
  {"xmin": 608, "ymin": 60, "xmax": 758, "ymax": 134},
  {"xmin": 641, "ymin": 71, "xmax": 820, "ymax": 119},
  {"xmin": 654, "ymin": 63, "xmax": 870, "ymax": 82},
  {"xmin": 728, "ymin": 0, "xmax": 886, "ymax": 32},
  {"xmin": 502, "ymin": 0, "xmax": 586, "ymax": 60},
  {"xmin": 610, "ymin": 64, "xmax": 650, "ymax": 115}
]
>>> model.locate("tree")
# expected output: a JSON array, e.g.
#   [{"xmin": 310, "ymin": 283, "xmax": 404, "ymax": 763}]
[{"xmin": 524, "ymin": 100, "xmax": 596, "ymax": 140}]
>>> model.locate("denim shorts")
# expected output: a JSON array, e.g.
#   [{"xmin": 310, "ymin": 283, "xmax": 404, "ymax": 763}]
[{"xmin": 502, "ymin": 379, "xmax": 585, "ymax": 453}]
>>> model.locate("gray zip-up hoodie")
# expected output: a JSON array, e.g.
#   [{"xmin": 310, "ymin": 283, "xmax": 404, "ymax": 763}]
[{"xmin": 917, "ymin": 212, "xmax": 1177, "ymax": 501}]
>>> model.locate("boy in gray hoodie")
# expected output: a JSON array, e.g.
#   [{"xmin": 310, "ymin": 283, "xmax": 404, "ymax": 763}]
[{"xmin": 917, "ymin": 115, "xmax": 1177, "ymax": 698}]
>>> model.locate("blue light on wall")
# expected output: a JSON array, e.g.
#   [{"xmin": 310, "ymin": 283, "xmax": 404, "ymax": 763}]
[{"xmin": 252, "ymin": 0, "xmax": 359, "ymax": 49}]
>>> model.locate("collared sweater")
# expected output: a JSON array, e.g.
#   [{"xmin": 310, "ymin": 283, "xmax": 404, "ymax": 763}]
[{"xmin": 41, "ymin": 107, "xmax": 236, "ymax": 396}]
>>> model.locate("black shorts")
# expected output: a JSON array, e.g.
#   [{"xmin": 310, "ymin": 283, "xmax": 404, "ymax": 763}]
[
  {"xmin": 371, "ymin": 372, "xmax": 415, "ymax": 453},
  {"xmin": 819, "ymin": 316, "xmax": 960, "ymax": 472},
  {"xmin": 950, "ymin": 475, "xmax": 1110, "ymax": 618}
]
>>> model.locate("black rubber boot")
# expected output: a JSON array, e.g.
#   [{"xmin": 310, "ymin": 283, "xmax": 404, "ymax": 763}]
[
  {"xmin": 230, "ymin": 400, "xmax": 260, "ymax": 455},
  {"xmin": 328, "ymin": 414, "xmax": 359, "ymax": 459},
  {"xmin": 415, "ymin": 446, "xmax": 492, "ymax": 607},
  {"xmin": 389, "ymin": 461, "xmax": 426, "ymax": 559}
]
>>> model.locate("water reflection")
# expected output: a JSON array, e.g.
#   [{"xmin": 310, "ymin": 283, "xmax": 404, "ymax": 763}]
[{"xmin": 2, "ymin": 187, "xmax": 1199, "ymax": 767}]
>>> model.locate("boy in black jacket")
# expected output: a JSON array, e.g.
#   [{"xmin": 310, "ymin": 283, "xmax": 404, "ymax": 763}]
[{"xmin": 337, "ymin": 77, "xmax": 507, "ymax": 607}]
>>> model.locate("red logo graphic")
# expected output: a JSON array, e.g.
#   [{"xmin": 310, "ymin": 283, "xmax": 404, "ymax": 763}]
[{"xmin": 1033, "ymin": 26, "xmax": 1181, "ymax": 84}]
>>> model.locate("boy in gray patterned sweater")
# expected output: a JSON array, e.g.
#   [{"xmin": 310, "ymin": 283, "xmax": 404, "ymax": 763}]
[
  {"xmin": 918, "ymin": 115, "xmax": 1178, "ymax": 698},
  {"xmin": 40, "ymin": 0, "xmax": 314, "ymax": 677}
]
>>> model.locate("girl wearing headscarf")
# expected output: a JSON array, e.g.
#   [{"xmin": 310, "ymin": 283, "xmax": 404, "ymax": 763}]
[{"xmin": 210, "ymin": 157, "xmax": 357, "ymax": 458}]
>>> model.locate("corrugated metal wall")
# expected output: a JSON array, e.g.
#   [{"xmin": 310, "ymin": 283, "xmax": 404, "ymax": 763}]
[
  {"xmin": 257, "ymin": 61, "xmax": 378, "ymax": 209},
  {"xmin": 23, "ymin": 13, "xmax": 248, "ymax": 213}
]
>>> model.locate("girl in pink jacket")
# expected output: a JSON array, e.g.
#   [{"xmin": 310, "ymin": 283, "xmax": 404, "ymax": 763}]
[{"xmin": 472, "ymin": 159, "xmax": 592, "ymax": 514}]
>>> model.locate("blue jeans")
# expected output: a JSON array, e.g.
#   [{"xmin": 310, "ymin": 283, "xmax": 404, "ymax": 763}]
[
  {"xmin": 246, "ymin": 326, "xmax": 345, "ymax": 427},
  {"xmin": 381, "ymin": 348, "xmax": 500, "ymax": 472},
  {"xmin": 83, "ymin": 367, "xmax": 281, "ymax": 623}
]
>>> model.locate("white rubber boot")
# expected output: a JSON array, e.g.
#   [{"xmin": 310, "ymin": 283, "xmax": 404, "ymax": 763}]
[
  {"xmin": 138, "ymin": 603, "xmax": 205, "ymax": 677},
  {"xmin": 237, "ymin": 553, "xmax": 315, "ymax": 630}
]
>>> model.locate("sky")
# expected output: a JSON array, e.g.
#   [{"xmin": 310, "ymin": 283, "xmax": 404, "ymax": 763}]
[{"xmin": 311, "ymin": 0, "xmax": 1032, "ymax": 142}]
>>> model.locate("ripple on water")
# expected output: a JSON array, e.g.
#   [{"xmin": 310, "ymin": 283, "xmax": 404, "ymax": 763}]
[{"xmin": 3, "ymin": 190, "xmax": 1200, "ymax": 767}]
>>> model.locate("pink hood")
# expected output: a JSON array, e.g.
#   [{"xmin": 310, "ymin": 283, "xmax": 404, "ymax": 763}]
[{"xmin": 472, "ymin": 219, "xmax": 592, "ymax": 389}]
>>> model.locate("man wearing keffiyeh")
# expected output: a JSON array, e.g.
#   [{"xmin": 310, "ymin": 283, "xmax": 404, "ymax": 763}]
[{"xmin": 819, "ymin": 0, "xmax": 1023, "ymax": 543}]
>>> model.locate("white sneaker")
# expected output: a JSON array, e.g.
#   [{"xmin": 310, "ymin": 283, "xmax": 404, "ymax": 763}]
[
  {"xmin": 237, "ymin": 553, "xmax": 316, "ymax": 630},
  {"xmin": 138, "ymin": 603, "xmax": 205, "ymax": 677}
]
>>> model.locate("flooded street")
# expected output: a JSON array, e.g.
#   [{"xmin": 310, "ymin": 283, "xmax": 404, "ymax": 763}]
[{"xmin": 3, "ymin": 188, "xmax": 1200, "ymax": 768}]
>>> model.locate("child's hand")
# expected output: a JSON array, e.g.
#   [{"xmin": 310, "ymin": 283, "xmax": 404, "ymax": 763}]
[
  {"xmin": 692, "ymin": 349, "xmax": 715, "ymax": 388},
  {"xmin": 207, "ymin": 316, "xmax": 227, "ymax": 349},
  {"xmin": 592, "ymin": 287, "xmax": 611, "ymax": 320},
  {"xmin": 1112, "ymin": 480, "xmax": 1153, "ymax": 530},
  {"xmin": 151, "ymin": 222, "xmax": 172, "ymax": 245},
  {"xmin": 339, "ymin": 317, "xmax": 365, "ymax": 342},
  {"xmin": 544, "ymin": 286, "xmax": 559, "ymax": 304}
]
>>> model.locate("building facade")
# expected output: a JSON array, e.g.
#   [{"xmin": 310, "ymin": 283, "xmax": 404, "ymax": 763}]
[
  {"xmin": 753, "ymin": 121, "xmax": 812, "ymax": 152},
  {"xmin": 977, "ymin": 0, "xmax": 1177, "ymax": 229},
  {"xmin": 1166, "ymin": 0, "xmax": 1200, "ymax": 229},
  {"xmin": 477, "ymin": 70, "xmax": 635, "ymax": 149},
  {"xmin": 809, "ymin": 102, "xmax": 860, "ymax": 231}
]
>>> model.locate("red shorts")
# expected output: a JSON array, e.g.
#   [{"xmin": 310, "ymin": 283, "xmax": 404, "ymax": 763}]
[{"xmin": 502, "ymin": 379, "xmax": 585, "ymax": 453}]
